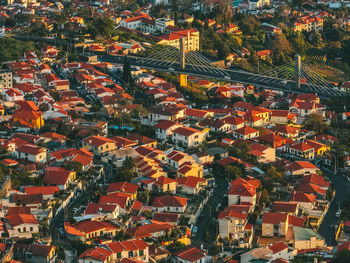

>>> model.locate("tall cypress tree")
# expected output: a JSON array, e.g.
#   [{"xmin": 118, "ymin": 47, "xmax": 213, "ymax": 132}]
[{"xmin": 122, "ymin": 55, "xmax": 131, "ymax": 83}]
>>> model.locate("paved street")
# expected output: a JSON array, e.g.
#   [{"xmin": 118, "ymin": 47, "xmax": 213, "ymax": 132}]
[
  {"xmin": 318, "ymin": 169, "xmax": 350, "ymax": 246},
  {"xmin": 193, "ymin": 174, "xmax": 228, "ymax": 249}
]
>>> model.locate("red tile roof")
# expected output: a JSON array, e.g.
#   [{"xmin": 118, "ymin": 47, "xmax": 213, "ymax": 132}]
[
  {"xmin": 106, "ymin": 182, "xmax": 138, "ymax": 195},
  {"xmin": 268, "ymin": 242, "xmax": 288, "ymax": 254},
  {"xmin": 174, "ymin": 247, "xmax": 205, "ymax": 262},
  {"xmin": 152, "ymin": 195, "xmax": 187, "ymax": 208},
  {"xmin": 172, "ymin": 126, "xmax": 201, "ymax": 137},
  {"xmin": 6, "ymin": 214, "xmax": 38, "ymax": 227},
  {"xmin": 290, "ymin": 191, "xmax": 316, "ymax": 203},
  {"xmin": 24, "ymin": 186, "xmax": 59, "ymax": 195},
  {"xmin": 79, "ymin": 247, "xmax": 112, "ymax": 261},
  {"xmin": 262, "ymin": 212, "xmax": 288, "ymax": 224}
]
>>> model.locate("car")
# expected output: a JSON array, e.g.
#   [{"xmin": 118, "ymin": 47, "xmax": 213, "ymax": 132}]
[
  {"xmin": 336, "ymin": 209, "xmax": 342, "ymax": 217},
  {"xmin": 224, "ymin": 75, "xmax": 231, "ymax": 80},
  {"xmin": 281, "ymin": 80, "xmax": 287, "ymax": 84},
  {"xmin": 169, "ymin": 67, "xmax": 174, "ymax": 71}
]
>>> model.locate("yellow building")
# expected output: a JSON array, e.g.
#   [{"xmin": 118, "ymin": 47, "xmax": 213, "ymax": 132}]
[
  {"xmin": 13, "ymin": 110, "xmax": 44, "ymax": 129},
  {"xmin": 305, "ymin": 139, "xmax": 330, "ymax": 155},
  {"xmin": 157, "ymin": 29, "xmax": 200, "ymax": 51},
  {"xmin": 0, "ymin": 105, "xmax": 4, "ymax": 116},
  {"xmin": 82, "ymin": 136, "xmax": 117, "ymax": 156}
]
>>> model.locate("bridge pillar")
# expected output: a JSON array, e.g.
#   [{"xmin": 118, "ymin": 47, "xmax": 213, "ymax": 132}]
[
  {"xmin": 180, "ymin": 37, "xmax": 185, "ymax": 69},
  {"xmin": 295, "ymin": 54, "xmax": 301, "ymax": 89},
  {"xmin": 179, "ymin": 74, "xmax": 188, "ymax": 87}
]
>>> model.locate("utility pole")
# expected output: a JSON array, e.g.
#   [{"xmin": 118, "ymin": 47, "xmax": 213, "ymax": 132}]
[{"xmin": 295, "ymin": 54, "xmax": 301, "ymax": 89}]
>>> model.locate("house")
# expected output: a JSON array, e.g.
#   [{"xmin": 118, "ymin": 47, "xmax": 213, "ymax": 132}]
[
  {"xmin": 257, "ymin": 50, "xmax": 272, "ymax": 60},
  {"xmin": 293, "ymin": 15, "xmax": 323, "ymax": 33},
  {"xmin": 82, "ymin": 135, "xmax": 117, "ymax": 156},
  {"xmin": 176, "ymin": 176, "xmax": 207, "ymax": 195},
  {"xmin": 126, "ymin": 133, "xmax": 157, "ymax": 148},
  {"xmin": 288, "ymin": 141, "xmax": 315, "ymax": 160},
  {"xmin": 6, "ymin": 214, "xmax": 39, "ymax": 238},
  {"xmin": 153, "ymin": 212, "xmax": 180, "ymax": 226},
  {"xmin": 261, "ymin": 212, "xmax": 288, "ymax": 237},
  {"xmin": 249, "ymin": 143, "xmax": 276, "ymax": 162},
  {"xmin": 172, "ymin": 127, "xmax": 208, "ymax": 148},
  {"xmin": 24, "ymin": 186, "xmax": 59, "ymax": 200},
  {"xmin": 289, "ymin": 99, "xmax": 325, "ymax": 118},
  {"xmin": 304, "ymin": 139, "xmax": 330, "ymax": 156},
  {"xmin": 198, "ymin": 119, "xmax": 231, "ymax": 133},
  {"xmin": 84, "ymin": 203, "xmax": 119, "ymax": 219},
  {"xmin": 271, "ymin": 201, "xmax": 299, "ymax": 215},
  {"xmin": 25, "ymin": 244, "xmax": 56, "ymax": 263},
  {"xmin": 292, "ymin": 226, "xmax": 325, "ymax": 249},
  {"xmin": 272, "ymin": 124, "xmax": 300, "ymax": 139},
  {"xmin": 43, "ymin": 166, "xmax": 76, "ymax": 190},
  {"xmin": 106, "ymin": 182, "xmax": 139, "ymax": 200},
  {"xmin": 16, "ymin": 144, "xmax": 47, "ymax": 163},
  {"xmin": 13, "ymin": 110, "xmax": 44, "ymax": 129},
  {"xmin": 185, "ymin": 108, "xmax": 213, "ymax": 120},
  {"xmin": 233, "ymin": 126, "xmax": 259, "ymax": 140},
  {"xmin": 155, "ymin": 120, "xmax": 182, "ymax": 141},
  {"xmin": 172, "ymin": 247, "xmax": 207, "ymax": 263},
  {"xmin": 152, "ymin": 195, "xmax": 187, "ymax": 213},
  {"xmin": 256, "ymin": 133, "xmax": 286, "ymax": 150},
  {"xmin": 127, "ymin": 222, "xmax": 174, "ymax": 239},
  {"xmin": 153, "ymin": 176, "xmax": 177, "ymax": 193},
  {"xmin": 270, "ymin": 109, "xmax": 296, "ymax": 124},
  {"xmin": 103, "ymin": 240, "xmax": 149, "ymax": 262},
  {"xmin": 286, "ymin": 161, "xmax": 320, "ymax": 176},
  {"xmin": 220, "ymin": 115, "xmax": 246, "ymax": 131},
  {"xmin": 147, "ymin": 105, "xmax": 185, "ymax": 125},
  {"xmin": 218, "ymin": 206, "xmax": 251, "ymax": 244},
  {"xmin": 290, "ymin": 191, "xmax": 316, "ymax": 212},
  {"xmin": 157, "ymin": 29, "xmax": 200, "ymax": 51},
  {"xmin": 78, "ymin": 247, "xmax": 112, "ymax": 263},
  {"xmin": 65, "ymin": 220, "xmax": 120, "ymax": 242},
  {"xmin": 228, "ymin": 177, "xmax": 261, "ymax": 207},
  {"xmin": 166, "ymin": 150, "xmax": 203, "ymax": 177}
]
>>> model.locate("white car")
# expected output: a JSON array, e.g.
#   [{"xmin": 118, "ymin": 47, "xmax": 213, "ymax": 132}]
[
  {"xmin": 336, "ymin": 209, "xmax": 342, "ymax": 217},
  {"xmin": 169, "ymin": 67, "xmax": 174, "ymax": 71},
  {"xmin": 224, "ymin": 75, "xmax": 231, "ymax": 80},
  {"xmin": 281, "ymin": 80, "xmax": 287, "ymax": 84}
]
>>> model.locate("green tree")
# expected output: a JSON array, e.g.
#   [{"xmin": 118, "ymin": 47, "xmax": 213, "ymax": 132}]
[
  {"xmin": 302, "ymin": 113, "xmax": 327, "ymax": 135},
  {"xmin": 216, "ymin": 40, "xmax": 230, "ymax": 60},
  {"xmin": 122, "ymin": 55, "xmax": 132, "ymax": 84},
  {"xmin": 332, "ymin": 250, "xmax": 350, "ymax": 263},
  {"xmin": 88, "ymin": 16, "xmax": 115, "ymax": 39},
  {"xmin": 225, "ymin": 164, "xmax": 242, "ymax": 180}
]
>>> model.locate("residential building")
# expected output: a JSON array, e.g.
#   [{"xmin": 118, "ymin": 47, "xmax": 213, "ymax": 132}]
[
  {"xmin": 172, "ymin": 247, "xmax": 207, "ymax": 263},
  {"xmin": 172, "ymin": 127, "xmax": 208, "ymax": 148},
  {"xmin": 261, "ymin": 212, "xmax": 288, "ymax": 237},
  {"xmin": 26, "ymin": 244, "xmax": 56, "ymax": 263},
  {"xmin": 152, "ymin": 195, "xmax": 187, "ymax": 213},
  {"xmin": 0, "ymin": 70, "xmax": 12, "ymax": 90},
  {"xmin": 82, "ymin": 135, "xmax": 117, "ymax": 156},
  {"xmin": 6, "ymin": 214, "xmax": 39, "ymax": 239},
  {"xmin": 16, "ymin": 144, "xmax": 47, "ymax": 163}
]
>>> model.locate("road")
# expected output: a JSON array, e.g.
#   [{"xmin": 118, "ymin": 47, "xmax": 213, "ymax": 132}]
[
  {"xmin": 192, "ymin": 174, "xmax": 228, "ymax": 249},
  {"xmin": 101, "ymin": 54, "xmax": 346, "ymax": 98},
  {"xmin": 318, "ymin": 169, "xmax": 350, "ymax": 246}
]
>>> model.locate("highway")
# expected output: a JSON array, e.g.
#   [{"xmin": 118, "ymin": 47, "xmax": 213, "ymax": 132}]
[{"xmin": 101, "ymin": 54, "xmax": 347, "ymax": 98}]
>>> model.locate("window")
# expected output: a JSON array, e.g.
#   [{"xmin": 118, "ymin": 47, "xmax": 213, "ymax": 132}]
[
  {"xmin": 128, "ymin": 251, "xmax": 133, "ymax": 257},
  {"xmin": 30, "ymin": 227, "xmax": 33, "ymax": 231},
  {"xmin": 139, "ymin": 250, "xmax": 144, "ymax": 256},
  {"xmin": 117, "ymin": 253, "xmax": 121, "ymax": 259}
]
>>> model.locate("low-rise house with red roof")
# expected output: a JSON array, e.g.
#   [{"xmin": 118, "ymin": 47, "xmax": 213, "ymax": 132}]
[
  {"xmin": 286, "ymin": 161, "xmax": 320, "ymax": 176},
  {"xmin": 25, "ymin": 244, "xmax": 56, "ymax": 263},
  {"xmin": 152, "ymin": 195, "xmax": 187, "ymax": 213},
  {"xmin": 15, "ymin": 144, "xmax": 47, "ymax": 163},
  {"xmin": 5, "ymin": 214, "xmax": 39, "ymax": 238},
  {"xmin": 176, "ymin": 176, "xmax": 207, "ymax": 195},
  {"xmin": 126, "ymin": 222, "xmax": 174, "ymax": 239},
  {"xmin": 24, "ymin": 186, "xmax": 59, "ymax": 200},
  {"xmin": 262, "ymin": 212, "xmax": 289, "ymax": 237},
  {"xmin": 270, "ymin": 109, "xmax": 297, "ymax": 124},
  {"xmin": 185, "ymin": 108, "xmax": 213, "ymax": 120},
  {"xmin": 153, "ymin": 212, "xmax": 180, "ymax": 226},
  {"xmin": 228, "ymin": 177, "xmax": 261, "ymax": 207},
  {"xmin": 249, "ymin": 143, "xmax": 276, "ymax": 162},
  {"xmin": 233, "ymin": 126, "xmax": 259, "ymax": 140},
  {"xmin": 78, "ymin": 246, "xmax": 112, "ymax": 263},
  {"xmin": 106, "ymin": 182, "xmax": 139, "ymax": 200},
  {"xmin": 288, "ymin": 141, "xmax": 315, "ymax": 159},
  {"xmin": 290, "ymin": 191, "xmax": 316, "ymax": 212},
  {"xmin": 172, "ymin": 127, "xmax": 208, "ymax": 148},
  {"xmin": 146, "ymin": 105, "xmax": 185, "ymax": 125},
  {"xmin": 220, "ymin": 115, "xmax": 246, "ymax": 131},
  {"xmin": 255, "ymin": 133, "xmax": 287, "ymax": 150},
  {"xmin": 152, "ymin": 176, "xmax": 177, "ymax": 193},
  {"xmin": 289, "ymin": 99, "xmax": 325, "ymax": 119},
  {"xmin": 2, "ymin": 88, "xmax": 24, "ymax": 102},
  {"xmin": 43, "ymin": 166, "xmax": 76, "ymax": 190},
  {"xmin": 155, "ymin": 120, "xmax": 183, "ymax": 141},
  {"xmin": 65, "ymin": 220, "xmax": 120, "ymax": 243},
  {"xmin": 272, "ymin": 124, "xmax": 301, "ymax": 139},
  {"xmin": 126, "ymin": 133, "xmax": 157, "ymax": 148},
  {"xmin": 84, "ymin": 203, "xmax": 120, "ymax": 219},
  {"xmin": 172, "ymin": 247, "xmax": 207, "ymax": 263},
  {"xmin": 271, "ymin": 201, "xmax": 299, "ymax": 216},
  {"xmin": 82, "ymin": 135, "xmax": 117, "ymax": 156},
  {"xmin": 102, "ymin": 239, "xmax": 149, "ymax": 262}
]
